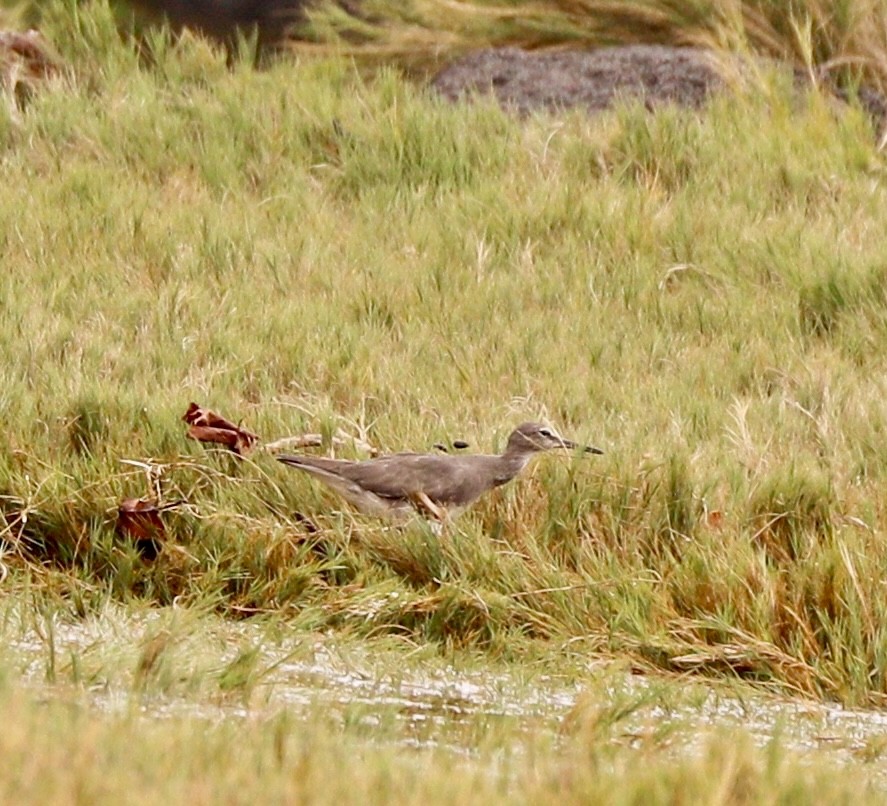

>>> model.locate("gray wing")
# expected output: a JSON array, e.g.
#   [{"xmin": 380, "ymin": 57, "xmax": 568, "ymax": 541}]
[
  {"xmin": 340, "ymin": 453, "xmax": 503, "ymax": 507},
  {"xmin": 278, "ymin": 452, "xmax": 503, "ymax": 507}
]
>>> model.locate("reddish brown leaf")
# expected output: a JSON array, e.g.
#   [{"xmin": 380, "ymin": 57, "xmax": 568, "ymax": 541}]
[
  {"xmin": 0, "ymin": 30, "xmax": 59, "ymax": 80},
  {"xmin": 183, "ymin": 402, "xmax": 259, "ymax": 454},
  {"xmin": 706, "ymin": 510, "xmax": 724, "ymax": 529},
  {"xmin": 186, "ymin": 424, "xmax": 240, "ymax": 448},
  {"xmin": 117, "ymin": 498, "xmax": 166, "ymax": 541},
  {"xmin": 183, "ymin": 402, "xmax": 236, "ymax": 430}
]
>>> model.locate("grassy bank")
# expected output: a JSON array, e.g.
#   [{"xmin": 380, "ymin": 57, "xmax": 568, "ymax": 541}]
[{"xmin": 2, "ymin": 1, "xmax": 887, "ymax": 708}]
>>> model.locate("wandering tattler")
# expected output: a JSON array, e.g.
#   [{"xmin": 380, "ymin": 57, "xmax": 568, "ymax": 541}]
[{"xmin": 277, "ymin": 421, "xmax": 603, "ymax": 521}]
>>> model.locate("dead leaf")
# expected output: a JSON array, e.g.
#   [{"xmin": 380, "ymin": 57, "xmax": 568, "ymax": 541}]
[
  {"xmin": 117, "ymin": 497, "xmax": 166, "ymax": 559},
  {"xmin": 0, "ymin": 30, "xmax": 60, "ymax": 114},
  {"xmin": 0, "ymin": 30, "xmax": 58, "ymax": 79},
  {"xmin": 117, "ymin": 497, "xmax": 165, "ymax": 539},
  {"xmin": 706, "ymin": 510, "xmax": 724, "ymax": 529},
  {"xmin": 183, "ymin": 402, "xmax": 259, "ymax": 454}
]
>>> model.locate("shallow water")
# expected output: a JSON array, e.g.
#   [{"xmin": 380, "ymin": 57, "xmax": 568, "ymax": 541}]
[{"xmin": 5, "ymin": 606, "xmax": 887, "ymax": 774}]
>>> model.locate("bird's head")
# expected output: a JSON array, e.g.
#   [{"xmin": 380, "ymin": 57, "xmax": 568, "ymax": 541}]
[{"xmin": 506, "ymin": 422, "xmax": 603, "ymax": 456}]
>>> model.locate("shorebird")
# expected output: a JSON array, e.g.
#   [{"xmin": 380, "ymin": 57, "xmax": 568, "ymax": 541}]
[{"xmin": 277, "ymin": 422, "xmax": 603, "ymax": 522}]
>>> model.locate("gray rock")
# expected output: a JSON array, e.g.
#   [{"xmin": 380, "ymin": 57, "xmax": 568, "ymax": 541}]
[
  {"xmin": 431, "ymin": 44, "xmax": 887, "ymax": 134},
  {"xmin": 431, "ymin": 45, "xmax": 724, "ymax": 114}
]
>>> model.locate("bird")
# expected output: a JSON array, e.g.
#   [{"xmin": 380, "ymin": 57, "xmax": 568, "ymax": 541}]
[{"xmin": 276, "ymin": 421, "xmax": 603, "ymax": 522}]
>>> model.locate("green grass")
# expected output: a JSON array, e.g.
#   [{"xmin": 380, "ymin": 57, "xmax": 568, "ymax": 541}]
[
  {"xmin": 4, "ymin": 0, "xmax": 887, "ymax": 719},
  {"xmin": 304, "ymin": 0, "xmax": 887, "ymax": 91}
]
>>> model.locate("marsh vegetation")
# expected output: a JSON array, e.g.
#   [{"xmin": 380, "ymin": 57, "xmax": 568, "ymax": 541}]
[{"xmin": 3, "ymin": 0, "xmax": 887, "ymax": 800}]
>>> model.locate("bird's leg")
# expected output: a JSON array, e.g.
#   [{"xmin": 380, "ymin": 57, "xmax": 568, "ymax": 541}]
[{"xmin": 410, "ymin": 491, "xmax": 448, "ymax": 523}]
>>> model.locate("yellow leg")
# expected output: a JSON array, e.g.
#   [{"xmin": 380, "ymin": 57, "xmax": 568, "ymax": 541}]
[{"xmin": 411, "ymin": 491, "xmax": 448, "ymax": 523}]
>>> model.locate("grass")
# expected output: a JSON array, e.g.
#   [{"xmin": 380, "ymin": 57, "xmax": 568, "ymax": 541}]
[
  {"xmin": 303, "ymin": 0, "xmax": 887, "ymax": 91},
  {"xmin": 2, "ymin": 1, "xmax": 887, "ymax": 706},
  {"xmin": 0, "ymin": 599, "xmax": 885, "ymax": 804},
  {"xmin": 4, "ymin": 3, "xmax": 887, "ymax": 796},
  {"xmin": 2, "ymin": 686, "xmax": 883, "ymax": 805},
  {"xmin": 3, "ymin": 676, "xmax": 883, "ymax": 805}
]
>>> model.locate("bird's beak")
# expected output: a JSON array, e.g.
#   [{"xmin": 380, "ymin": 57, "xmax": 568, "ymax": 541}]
[{"xmin": 559, "ymin": 438, "xmax": 604, "ymax": 455}]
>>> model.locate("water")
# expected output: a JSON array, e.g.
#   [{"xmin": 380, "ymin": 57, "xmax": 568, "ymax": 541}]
[{"xmin": 5, "ymin": 605, "xmax": 887, "ymax": 774}]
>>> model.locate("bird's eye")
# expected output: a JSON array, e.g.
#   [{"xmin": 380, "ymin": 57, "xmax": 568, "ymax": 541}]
[{"xmin": 539, "ymin": 428, "xmax": 553, "ymax": 438}]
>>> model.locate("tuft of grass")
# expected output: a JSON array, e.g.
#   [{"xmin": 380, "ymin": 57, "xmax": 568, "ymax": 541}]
[{"xmin": 748, "ymin": 461, "xmax": 835, "ymax": 563}]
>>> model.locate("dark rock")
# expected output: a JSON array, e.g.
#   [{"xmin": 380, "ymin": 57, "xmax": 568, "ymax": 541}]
[
  {"xmin": 431, "ymin": 44, "xmax": 887, "ymax": 135},
  {"xmin": 431, "ymin": 45, "xmax": 724, "ymax": 115},
  {"xmin": 127, "ymin": 0, "xmax": 307, "ymax": 51}
]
